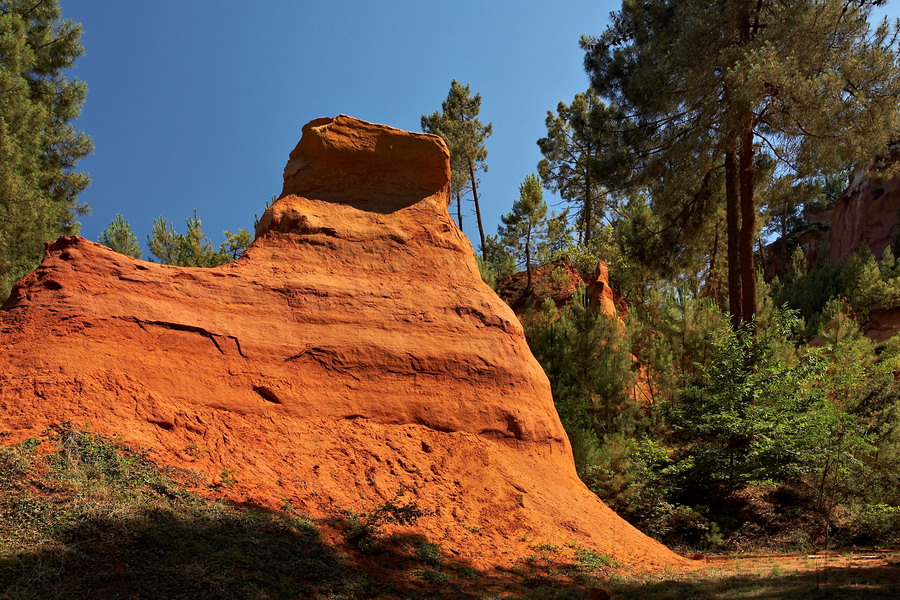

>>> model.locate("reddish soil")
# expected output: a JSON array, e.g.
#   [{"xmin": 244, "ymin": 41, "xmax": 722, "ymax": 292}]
[
  {"xmin": 701, "ymin": 550, "xmax": 900, "ymax": 592},
  {"xmin": 0, "ymin": 115, "xmax": 685, "ymax": 572},
  {"xmin": 702, "ymin": 549, "xmax": 900, "ymax": 573}
]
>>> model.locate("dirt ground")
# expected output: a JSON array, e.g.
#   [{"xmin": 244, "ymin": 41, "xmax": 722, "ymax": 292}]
[{"xmin": 608, "ymin": 549, "xmax": 900, "ymax": 600}]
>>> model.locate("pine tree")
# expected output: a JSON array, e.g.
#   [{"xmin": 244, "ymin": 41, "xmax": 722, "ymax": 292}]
[
  {"xmin": 147, "ymin": 211, "xmax": 230, "ymax": 268},
  {"xmin": 482, "ymin": 234, "xmax": 516, "ymax": 280},
  {"xmin": 0, "ymin": 0, "xmax": 92, "ymax": 298},
  {"xmin": 844, "ymin": 245, "xmax": 900, "ymax": 319},
  {"xmin": 584, "ymin": 0, "xmax": 900, "ymax": 325},
  {"xmin": 99, "ymin": 214, "xmax": 141, "ymax": 259},
  {"xmin": 537, "ymin": 88, "xmax": 623, "ymax": 244},
  {"xmin": 179, "ymin": 211, "xmax": 227, "ymax": 268},
  {"xmin": 421, "ymin": 80, "xmax": 492, "ymax": 254},
  {"xmin": 522, "ymin": 290, "xmax": 641, "ymax": 472},
  {"xmin": 147, "ymin": 217, "xmax": 181, "ymax": 265},
  {"xmin": 543, "ymin": 210, "xmax": 572, "ymax": 262},
  {"xmin": 498, "ymin": 174, "xmax": 548, "ymax": 291},
  {"xmin": 220, "ymin": 229, "xmax": 252, "ymax": 260}
]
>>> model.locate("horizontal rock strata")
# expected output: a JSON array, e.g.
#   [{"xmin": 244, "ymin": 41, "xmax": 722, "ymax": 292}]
[{"xmin": 0, "ymin": 115, "xmax": 683, "ymax": 570}]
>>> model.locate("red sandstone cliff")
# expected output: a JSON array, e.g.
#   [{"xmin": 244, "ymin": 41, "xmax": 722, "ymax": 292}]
[
  {"xmin": 0, "ymin": 116, "xmax": 682, "ymax": 570},
  {"xmin": 763, "ymin": 165, "xmax": 900, "ymax": 342},
  {"xmin": 765, "ymin": 166, "xmax": 900, "ymax": 279},
  {"xmin": 829, "ymin": 168, "xmax": 900, "ymax": 264},
  {"xmin": 497, "ymin": 257, "xmax": 625, "ymax": 318}
]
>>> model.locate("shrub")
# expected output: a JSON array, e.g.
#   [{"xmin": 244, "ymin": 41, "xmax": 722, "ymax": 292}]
[
  {"xmin": 343, "ymin": 488, "xmax": 431, "ymax": 554},
  {"xmin": 570, "ymin": 545, "xmax": 618, "ymax": 573},
  {"xmin": 415, "ymin": 541, "xmax": 442, "ymax": 566},
  {"xmin": 0, "ymin": 444, "xmax": 31, "ymax": 486},
  {"xmin": 656, "ymin": 505, "xmax": 722, "ymax": 549},
  {"xmin": 845, "ymin": 504, "xmax": 900, "ymax": 547}
]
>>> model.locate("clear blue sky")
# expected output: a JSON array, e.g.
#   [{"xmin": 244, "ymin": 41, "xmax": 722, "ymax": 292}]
[
  {"xmin": 64, "ymin": 1, "xmax": 900, "ymax": 256},
  {"xmin": 65, "ymin": 0, "xmax": 618, "ymax": 254}
]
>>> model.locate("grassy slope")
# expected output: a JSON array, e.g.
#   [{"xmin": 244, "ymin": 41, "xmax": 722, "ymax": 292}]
[{"xmin": 1, "ymin": 425, "xmax": 898, "ymax": 600}]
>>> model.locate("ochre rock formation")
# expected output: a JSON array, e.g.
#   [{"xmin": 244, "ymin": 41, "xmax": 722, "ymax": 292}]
[
  {"xmin": 497, "ymin": 257, "xmax": 624, "ymax": 318},
  {"xmin": 763, "ymin": 164, "xmax": 900, "ymax": 281},
  {"xmin": 829, "ymin": 168, "xmax": 900, "ymax": 264},
  {"xmin": 864, "ymin": 308, "xmax": 900, "ymax": 344},
  {"xmin": 826, "ymin": 171, "xmax": 900, "ymax": 341},
  {"xmin": 764, "ymin": 164, "xmax": 900, "ymax": 341},
  {"xmin": 0, "ymin": 116, "xmax": 682, "ymax": 570}
]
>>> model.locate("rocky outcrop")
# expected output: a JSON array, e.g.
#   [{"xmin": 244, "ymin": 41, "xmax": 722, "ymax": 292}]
[
  {"xmin": 763, "ymin": 164, "xmax": 900, "ymax": 341},
  {"xmin": 864, "ymin": 308, "xmax": 900, "ymax": 344},
  {"xmin": 762, "ymin": 225, "xmax": 831, "ymax": 282},
  {"xmin": 764, "ymin": 164, "xmax": 900, "ymax": 281},
  {"xmin": 829, "ymin": 168, "xmax": 900, "ymax": 264},
  {"xmin": 497, "ymin": 257, "xmax": 624, "ymax": 318},
  {"xmin": 0, "ymin": 116, "xmax": 681, "ymax": 570}
]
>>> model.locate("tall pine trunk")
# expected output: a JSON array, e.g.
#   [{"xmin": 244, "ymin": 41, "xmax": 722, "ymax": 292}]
[
  {"xmin": 736, "ymin": 3, "xmax": 756, "ymax": 324},
  {"xmin": 583, "ymin": 162, "xmax": 593, "ymax": 245},
  {"xmin": 739, "ymin": 129, "xmax": 756, "ymax": 323},
  {"xmin": 708, "ymin": 220, "xmax": 724, "ymax": 311},
  {"xmin": 725, "ymin": 150, "xmax": 743, "ymax": 328},
  {"xmin": 467, "ymin": 157, "xmax": 487, "ymax": 258},
  {"xmin": 456, "ymin": 190, "xmax": 463, "ymax": 232},
  {"xmin": 524, "ymin": 223, "xmax": 533, "ymax": 292}
]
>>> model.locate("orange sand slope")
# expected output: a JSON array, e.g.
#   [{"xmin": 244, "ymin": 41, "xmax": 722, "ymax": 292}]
[{"xmin": 0, "ymin": 115, "xmax": 684, "ymax": 570}]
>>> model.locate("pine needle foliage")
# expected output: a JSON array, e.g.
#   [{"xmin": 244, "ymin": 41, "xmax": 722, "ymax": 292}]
[
  {"xmin": 583, "ymin": 0, "xmax": 900, "ymax": 323},
  {"xmin": 0, "ymin": 0, "xmax": 92, "ymax": 298},
  {"xmin": 98, "ymin": 214, "xmax": 142, "ymax": 259},
  {"xmin": 421, "ymin": 81, "xmax": 492, "ymax": 253}
]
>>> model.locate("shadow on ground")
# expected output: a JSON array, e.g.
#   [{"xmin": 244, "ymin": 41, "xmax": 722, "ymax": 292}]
[
  {"xmin": 0, "ymin": 502, "xmax": 605, "ymax": 600},
  {"xmin": 2, "ymin": 428, "xmax": 898, "ymax": 600},
  {"xmin": 611, "ymin": 556, "xmax": 900, "ymax": 600}
]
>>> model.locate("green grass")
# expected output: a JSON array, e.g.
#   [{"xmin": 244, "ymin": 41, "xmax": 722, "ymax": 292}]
[
  {"xmin": 0, "ymin": 424, "xmax": 378, "ymax": 599},
  {"xmin": 414, "ymin": 541, "xmax": 443, "ymax": 566}
]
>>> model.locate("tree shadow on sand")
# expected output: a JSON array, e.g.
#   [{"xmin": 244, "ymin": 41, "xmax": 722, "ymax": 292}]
[
  {"xmin": 611, "ymin": 555, "xmax": 900, "ymax": 600},
  {"xmin": 0, "ymin": 501, "xmax": 608, "ymax": 600},
  {"xmin": 3, "ymin": 427, "xmax": 897, "ymax": 600}
]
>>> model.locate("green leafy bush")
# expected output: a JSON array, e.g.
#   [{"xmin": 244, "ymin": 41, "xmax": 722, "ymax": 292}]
[
  {"xmin": 665, "ymin": 311, "xmax": 826, "ymax": 491},
  {"xmin": 843, "ymin": 246, "xmax": 900, "ymax": 319},
  {"xmin": 845, "ymin": 504, "xmax": 900, "ymax": 547},
  {"xmin": 344, "ymin": 488, "xmax": 431, "ymax": 554}
]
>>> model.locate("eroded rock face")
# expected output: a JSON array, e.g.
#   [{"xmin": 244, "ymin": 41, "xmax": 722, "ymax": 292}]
[
  {"xmin": 0, "ymin": 115, "xmax": 681, "ymax": 570},
  {"xmin": 829, "ymin": 169, "xmax": 900, "ymax": 264},
  {"xmin": 496, "ymin": 257, "xmax": 623, "ymax": 318},
  {"xmin": 864, "ymin": 308, "xmax": 900, "ymax": 344}
]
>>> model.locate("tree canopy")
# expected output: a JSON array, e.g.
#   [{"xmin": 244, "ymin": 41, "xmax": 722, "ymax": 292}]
[
  {"xmin": 537, "ymin": 88, "xmax": 626, "ymax": 244},
  {"xmin": 99, "ymin": 214, "xmax": 142, "ymax": 259},
  {"xmin": 421, "ymin": 80, "xmax": 492, "ymax": 255},
  {"xmin": 0, "ymin": 0, "xmax": 92, "ymax": 298},
  {"xmin": 146, "ymin": 211, "xmax": 251, "ymax": 268},
  {"xmin": 583, "ymin": 0, "xmax": 900, "ymax": 325},
  {"xmin": 498, "ymin": 174, "xmax": 548, "ymax": 291}
]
